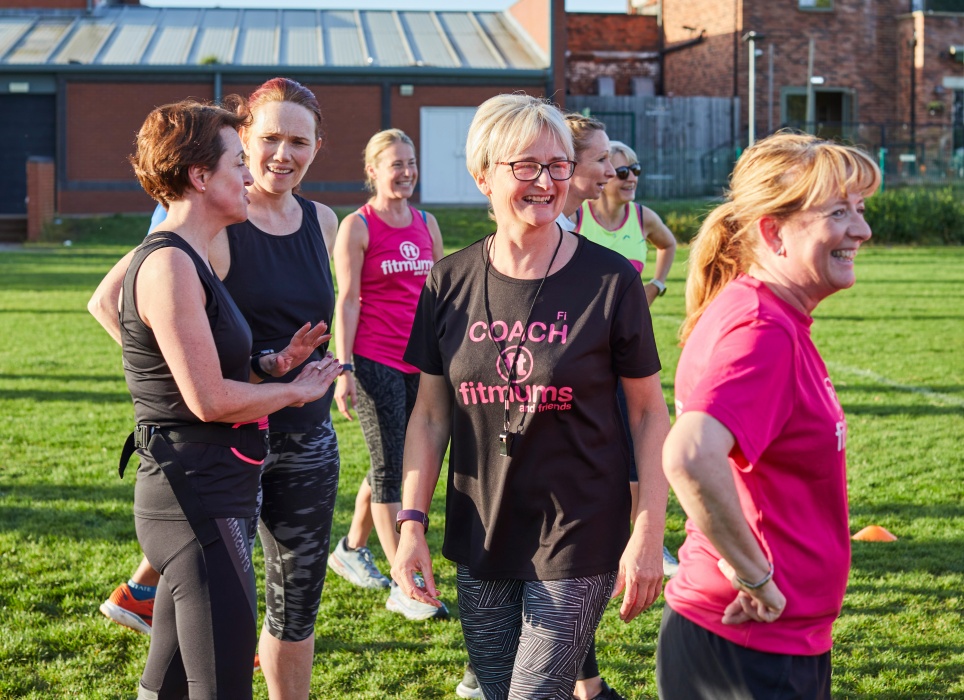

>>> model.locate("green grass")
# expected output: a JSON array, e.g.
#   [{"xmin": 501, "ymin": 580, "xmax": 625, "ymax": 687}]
[{"xmin": 2, "ymin": 213, "xmax": 963, "ymax": 698}]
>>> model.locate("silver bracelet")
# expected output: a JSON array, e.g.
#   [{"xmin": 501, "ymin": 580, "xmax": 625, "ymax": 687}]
[{"xmin": 735, "ymin": 561, "xmax": 774, "ymax": 590}]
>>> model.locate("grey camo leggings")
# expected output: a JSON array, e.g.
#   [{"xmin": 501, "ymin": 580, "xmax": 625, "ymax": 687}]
[
  {"xmin": 457, "ymin": 565, "xmax": 618, "ymax": 700},
  {"xmin": 258, "ymin": 420, "xmax": 340, "ymax": 641},
  {"xmin": 353, "ymin": 353, "xmax": 419, "ymax": 503}
]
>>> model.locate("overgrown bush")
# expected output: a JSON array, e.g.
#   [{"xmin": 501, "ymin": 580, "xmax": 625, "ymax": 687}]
[{"xmin": 864, "ymin": 187, "xmax": 964, "ymax": 245}]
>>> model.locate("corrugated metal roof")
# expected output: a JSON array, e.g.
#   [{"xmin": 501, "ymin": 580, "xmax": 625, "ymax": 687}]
[
  {"xmin": 0, "ymin": 5, "xmax": 546, "ymax": 71},
  {"xmin": 6, "ymin": 18, "xmax": 73, "ymax": 64}
]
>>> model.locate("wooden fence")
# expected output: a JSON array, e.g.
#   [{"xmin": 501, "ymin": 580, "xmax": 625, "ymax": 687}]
[{"xmin": 566, "ymin": 95, "xmax": 740, "ymax": 200}]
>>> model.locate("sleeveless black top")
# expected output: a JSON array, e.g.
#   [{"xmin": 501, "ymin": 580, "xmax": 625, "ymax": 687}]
[
  {"xmin": 223, "ymin": 195, "xmax": 335, "ymax": 433},
  {"xmin": 122, "ymin": 232, "xmax": 260, "ymax": 519}
]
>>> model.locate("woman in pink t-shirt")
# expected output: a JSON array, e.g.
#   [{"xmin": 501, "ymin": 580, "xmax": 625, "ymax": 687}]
[
  {"xmin": 658, "ymin": 132, "xmax": 880, "ymax": 699},
  {"xmin": 330, "ymin": 129, "xmax": 444, "ymax": 620}
]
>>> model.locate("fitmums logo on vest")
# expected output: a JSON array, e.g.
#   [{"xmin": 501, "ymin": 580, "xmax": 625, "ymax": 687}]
[
  {"xmin": 380, "ymin": 241, "xmax": 433, "ymax": 276},
  {"xmin": 459, "ymin": 312, "xmax": 574, "ymax": 412}
]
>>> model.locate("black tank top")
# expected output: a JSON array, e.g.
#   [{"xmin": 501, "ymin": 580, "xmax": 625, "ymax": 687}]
[
  {"xmin": 122, "ymin": 232, "xmax": 260, "ymax": 520},
  {"xmin": 223, "ymin": 195, "xmax": 335, "ymax": 432},
  {"xmin": 121, "ymin": 231, "xmax": 252, "ymax": 427}
]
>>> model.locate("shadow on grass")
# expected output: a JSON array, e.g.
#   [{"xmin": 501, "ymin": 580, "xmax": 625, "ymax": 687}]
[
  {"xmin": 1, "ymin": 483, "xmax": 137, "ymax": 540},
  {"xmin": 831, "ymin": 641, "xmax": 964, "ymax": 699},
  {"xmin": 0, "ymin": 388, "xmax": 130, "ymax": 403},
  {"xmin": 841, "ymin": 403, "xmax": 964, "ymax": 416},
  {"xmin": 0, "ymin": 308, "xmax": 94, "ymax": 314},
  {"xmin": 0, "ymin": 372, "xmax": 126, "ymax": 382}
]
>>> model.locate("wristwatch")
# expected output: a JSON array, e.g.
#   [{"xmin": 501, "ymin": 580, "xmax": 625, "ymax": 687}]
[
  {"xmin": 649, "ymin": 279, "xmax": 667, "ymax": 297},
  {"xmin": 250, "ymin": 349, "xmax": 275, "ymax": 380},
  {"xmin": 395, "ymin": 509, "xmax": 430, "ymax": 534}
]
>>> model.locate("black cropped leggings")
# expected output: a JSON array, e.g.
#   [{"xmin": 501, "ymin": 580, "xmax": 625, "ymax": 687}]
[{"xmin": 135, "ymin": 516, "xmax": 257, "ymax": 700}]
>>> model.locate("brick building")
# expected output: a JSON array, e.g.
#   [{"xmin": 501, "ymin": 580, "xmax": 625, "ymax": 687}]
[
  {"xmin": 0, "ymin": 0, "xmax": 568, "ymax": 218},
  {"xmin": 660, "ymin": 0, "xmax": 964, "ymax": 159},
  {"xmin": 565, "ymin": 12, "xmax": 660, "ymax": 96}
]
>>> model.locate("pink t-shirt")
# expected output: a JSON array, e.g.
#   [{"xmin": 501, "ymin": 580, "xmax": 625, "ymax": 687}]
[
  {"xmin": 353, "ymin": 204, "xmax": 434, "ymax": 373},
  {"xmin": 664, "ymin": 275, "xmax": 850, "ymax": 656}
]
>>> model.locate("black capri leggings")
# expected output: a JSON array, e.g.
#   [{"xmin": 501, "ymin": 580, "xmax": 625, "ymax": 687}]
[
  {"xmin": 352, "ymin": 353, "xmax": 419, "ymax": 504},
  {"xmin": 135, "ymin": 516, "xmax": 257, "ymax": 700}
]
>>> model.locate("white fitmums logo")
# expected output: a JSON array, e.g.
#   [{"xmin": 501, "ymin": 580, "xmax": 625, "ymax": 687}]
[{"xmin": 399, "ymin": 241, "xmax": 420, "ymax": 260}]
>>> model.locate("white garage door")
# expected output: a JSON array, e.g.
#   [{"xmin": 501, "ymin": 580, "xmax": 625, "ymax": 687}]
[{"xmin": 419, "ymin": 107, "xmax": 489, "ymax": 205}]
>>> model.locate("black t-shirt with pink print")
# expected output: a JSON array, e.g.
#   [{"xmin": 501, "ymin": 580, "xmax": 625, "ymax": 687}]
[{"xmin": 404, "ymin": 234, "xmax": 661, "ymax": 581}]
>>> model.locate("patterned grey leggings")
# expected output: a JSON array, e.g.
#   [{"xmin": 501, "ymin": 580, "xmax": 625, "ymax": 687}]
[
  {"xmin": 456, "ymin": 565, "xmax": 618, "ymax": 700},
  {"xmin": 353, "ymin": 353, "xmax": 419, "ymax": 503},
  {"xmin": 258, "ymin": 421, "xmax": 340, "ymax": 642}
]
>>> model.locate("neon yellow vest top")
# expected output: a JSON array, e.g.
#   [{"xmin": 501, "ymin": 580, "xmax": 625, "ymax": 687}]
[{"xmin": 575, "ymin": 201, "xmax": 647, "ymax": 274}]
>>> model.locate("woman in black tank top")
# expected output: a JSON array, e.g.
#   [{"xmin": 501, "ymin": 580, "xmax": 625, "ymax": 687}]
[
  {"xmin": 91, "ymin": 81, "xmax": 346, "ymax": 700},
  {"xmin": 116, "ymin": 100, "xmax": 341, "ymax": 700}
]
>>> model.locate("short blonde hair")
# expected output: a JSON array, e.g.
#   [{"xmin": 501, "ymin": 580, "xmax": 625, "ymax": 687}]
[
  {"xmin": 363, "ymin": 128, "xmax": 415, "ymax": 193},
  {"xmin": 609, "ymin": 140, "xmax": 638, "ymax": 165},
  {"xmin": 466, "ymin": 94, "xmax": 573, "ymax": 180},
  {"xmin": 681, "ymin": 130, "xmax": 881, "ymax": 344}
]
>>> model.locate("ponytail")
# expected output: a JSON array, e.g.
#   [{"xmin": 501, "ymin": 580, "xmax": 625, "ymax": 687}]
[
  {"xmin": 680, "ymin": 202, "xmax": 754, "ymax": 344},
  {"xmin": 678, "ymin": 130, "xmax": 881, "ymax": 346}
]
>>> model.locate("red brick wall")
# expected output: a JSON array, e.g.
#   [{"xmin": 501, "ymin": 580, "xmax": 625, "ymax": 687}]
[
  {"xmin": 567, "ymin": 13, "xmax": 659, "ymax": 52},
  {"xmin": 26, "ymin": 157, "xmax": 55, "ymax": 242},
  {"xmin": 663, "ymin": 0, "xmax": 740, "ymax": 99},
  {"xmin": 58, "ymin": 79, "xmax": 547, "ymax": 213},
  {"xmin": 65, "ymin": 82, "xmax": 214, "ymax": 182},
  {"xmin": 663, "ymin": 0, "xmax": 909, "ymax": 137},
  {"xmin": 565, "ymin": 13, "xmax": 660, "ymax": 95},
  {"xmin": 912, "ymin": 13, "xmax": 964, "ymax": 125}
]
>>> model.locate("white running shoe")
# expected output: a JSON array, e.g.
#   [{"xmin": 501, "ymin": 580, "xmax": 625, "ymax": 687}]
[
  {"xmin": 327, "ymin": 536, "xmax": 391, "ymax": 589},
  {"xmin": 662, "ymin": 546, "xmax": 680, "ymax": 577},
  {"xmin": 386, "ymin": 576, "xmax": 449, "ymax": 621}
]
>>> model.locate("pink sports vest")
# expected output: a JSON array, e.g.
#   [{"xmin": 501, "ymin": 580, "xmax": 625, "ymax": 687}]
[{"xmin": 353, "ymin": 204, "xmax": 434, "ymax": 372}]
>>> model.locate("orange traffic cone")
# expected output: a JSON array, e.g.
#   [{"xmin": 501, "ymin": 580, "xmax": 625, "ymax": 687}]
[{"xmin": 852, "ymin": 525, "xmax": 897, "ymax": 542}]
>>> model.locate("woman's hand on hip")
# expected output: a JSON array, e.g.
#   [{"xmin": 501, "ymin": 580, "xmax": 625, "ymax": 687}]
[
  {"xmin": 612, "ymin": 535, "xmax": 664, "ymax": 623},
  {"xmin": 718, "ymin": 558, "xmax": 786, "ymax": 624}
]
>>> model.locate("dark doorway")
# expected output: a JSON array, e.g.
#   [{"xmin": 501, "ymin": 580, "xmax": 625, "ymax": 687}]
[{"xmin": 0, "ymin": 94, "xmax": 56, "ymax": 215}]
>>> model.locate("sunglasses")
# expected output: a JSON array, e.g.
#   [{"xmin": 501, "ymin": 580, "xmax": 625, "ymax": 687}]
[{"xmin": 615, "ymin": 164, "xmax": 642, "ymax": 180}]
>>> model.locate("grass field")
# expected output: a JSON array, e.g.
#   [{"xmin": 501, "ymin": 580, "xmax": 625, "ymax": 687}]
[{"xmin": 0, "ymin": 211, "xmax": 962, "ymax": 698}]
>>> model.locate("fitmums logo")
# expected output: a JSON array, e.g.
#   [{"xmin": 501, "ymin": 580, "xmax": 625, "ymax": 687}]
[
  {"xmin": 458, "ymin": 310, "xmax": 574, "ymax": 412},
  {"xmin": 380, "ymin": 241, "xmax": 433, "ymax": 276},
  {"xmin": 497, "ymin": 346, "xmax": 533, "ymax": 382}
]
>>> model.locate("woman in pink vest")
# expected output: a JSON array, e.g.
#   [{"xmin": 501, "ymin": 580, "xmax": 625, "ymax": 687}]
[
  {"xmin": 659, "ymin": 132, "xmax": 880, "ymax": 699},
  {"xmin": 330, "ymin": 129, "xmax": 445, "ymax": 621}
]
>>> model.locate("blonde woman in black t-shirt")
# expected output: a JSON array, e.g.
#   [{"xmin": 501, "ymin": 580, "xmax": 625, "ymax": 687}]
[{"xmin": 392, "ymin": 93, "xmax": 672, "ymax": 700}]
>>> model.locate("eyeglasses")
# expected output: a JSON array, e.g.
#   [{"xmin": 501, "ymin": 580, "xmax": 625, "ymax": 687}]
[
  {"xmin": 495, "ymin": 160, "xmax": 577, "ymax": 182},
  {"xmin": 615, "ymin": 164, "xmax": 642, "ymax": 180}
]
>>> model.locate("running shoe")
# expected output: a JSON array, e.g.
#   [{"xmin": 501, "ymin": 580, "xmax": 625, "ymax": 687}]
[
  {"xmin": 662, "ymin": 546, "xmax": 679, "ymax": 578},
  {"xmin": 386, "ymin": 575, "xmax": 449, "ymax": 621},
  {"xmin": 99, "ymin": 583, "xmax": 153, "ymax": 635},
  {"xmin": 573, "ymin": 680, "xmax": 625, "ymax": 700},
  {"xmin": 455, "ymin": 663, "xmax": 483, "ymax": 699},
  {"xmin": 327, "ymin": 536, "xmax": 391, "ymax": 589},
  {"xmin": 254, "ymin": 654, "xmax": 261, "ymax": 673}
]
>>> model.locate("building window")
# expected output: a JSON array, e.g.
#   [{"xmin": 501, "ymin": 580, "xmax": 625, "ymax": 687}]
[
  {"xmin": 799, "ymin": 0, "xmax": 833, "ymax": 10},
  {"xmin": 781, "ymin": 86, "xmax": 854, "ymax": 141}
]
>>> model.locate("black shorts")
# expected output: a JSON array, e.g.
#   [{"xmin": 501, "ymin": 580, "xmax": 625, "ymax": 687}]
[{"xmin": 656, "ymin": 606, "xmax": 831, "ymax": 700}]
